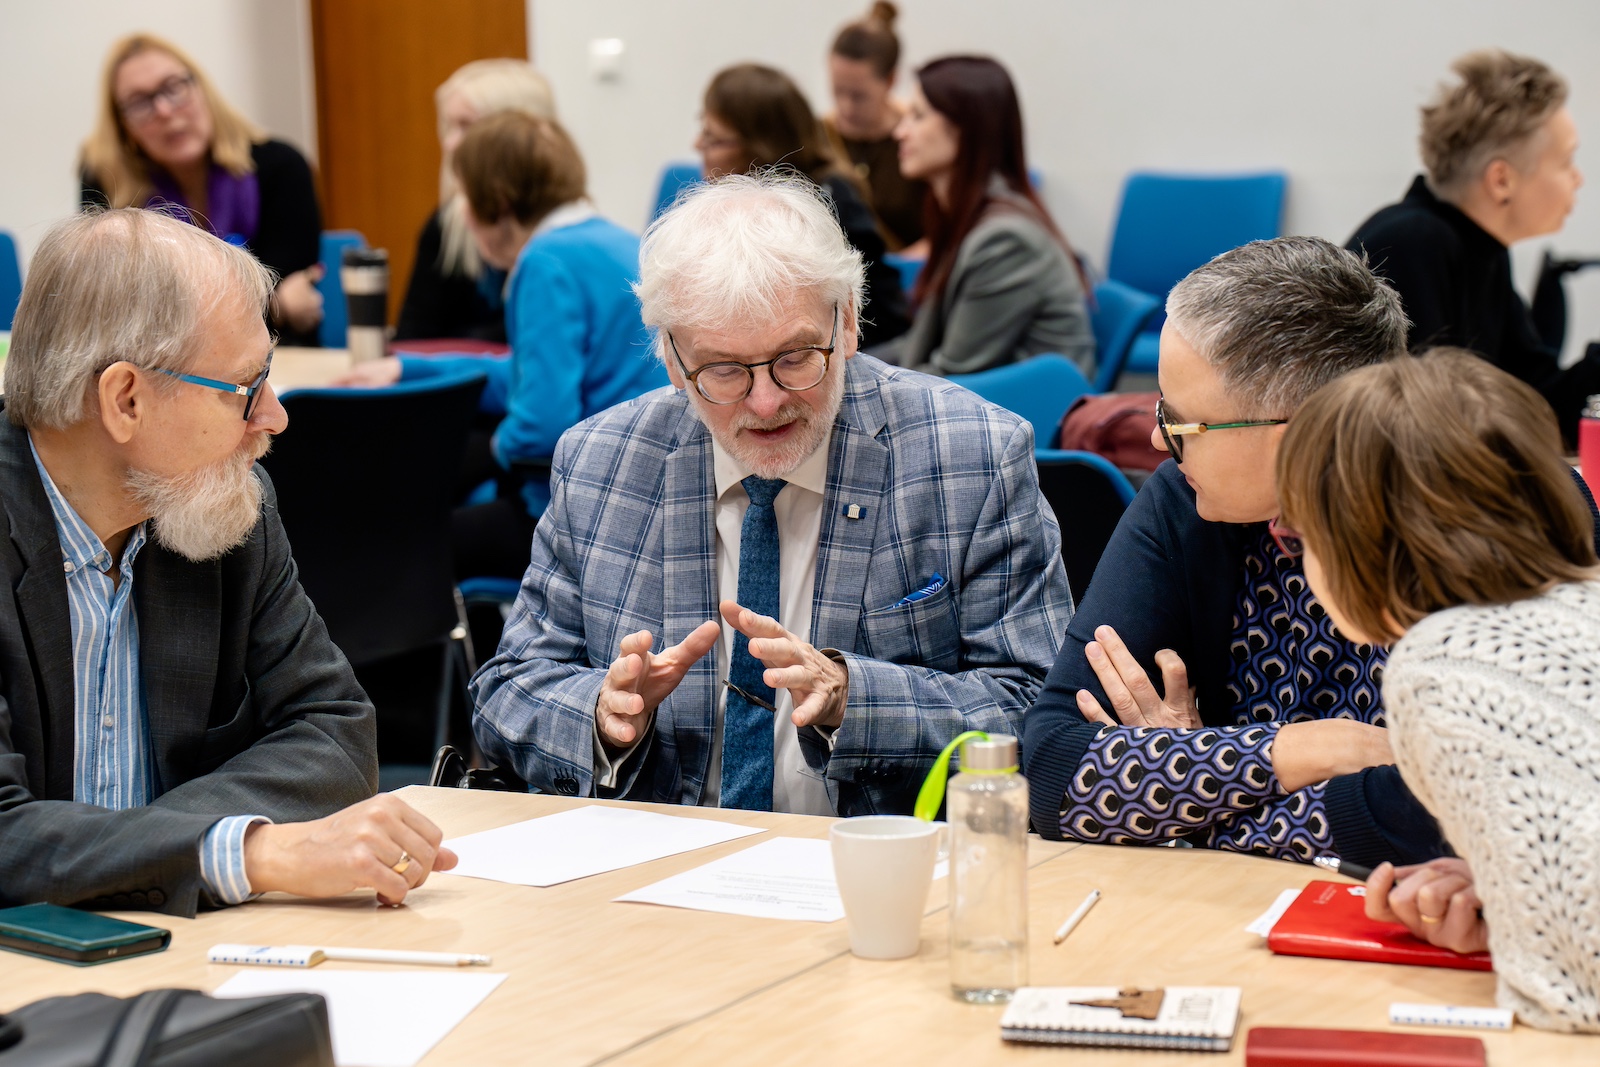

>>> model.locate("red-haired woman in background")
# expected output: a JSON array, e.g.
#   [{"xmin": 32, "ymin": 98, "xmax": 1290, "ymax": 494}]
[{"xmin": 889, "ymin": 55, "xmax": 1093, "ymax": 376}]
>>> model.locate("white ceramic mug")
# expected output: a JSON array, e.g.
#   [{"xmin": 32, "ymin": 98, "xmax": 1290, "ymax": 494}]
[{"xmin": 829, "ymin": 815, "xmax": 949, "ymax": 960}]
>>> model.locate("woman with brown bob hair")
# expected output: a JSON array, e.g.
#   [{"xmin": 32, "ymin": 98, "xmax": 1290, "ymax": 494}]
[
  {"xmin": 889, "ymin": 55, "xmax": 1093, "ymax": 375},
  {"xmin": 695, "ymin": 63, "xmax": 908, "ymax": 348},
  {"xmin": 81, "ymin": 33, "xmax": 324, "ymax": 345},
  {"xmin": 1277, "ymin": 349, "xmax": 1600, "ymax": 1033}
]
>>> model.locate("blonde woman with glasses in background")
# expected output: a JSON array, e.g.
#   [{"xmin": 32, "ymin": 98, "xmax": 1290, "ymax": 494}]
[
  {"xmin": 1277, "ymin": 349, "xmax": 1600, "ymax": 1034},
  {"xmin": 81, "ymin": 33, "xmax": 325, "ymax": 346}
]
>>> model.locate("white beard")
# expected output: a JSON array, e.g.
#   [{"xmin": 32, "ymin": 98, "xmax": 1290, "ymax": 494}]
[
  {"xmin": 126, "ymin": 436, "xmax": 271, "ymax": 562},
  {"xmin": 695, "ymin": 365, "xmax": 846, "ymax": 479}
]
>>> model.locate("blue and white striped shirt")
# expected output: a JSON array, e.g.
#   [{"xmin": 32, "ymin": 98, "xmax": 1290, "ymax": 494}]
[{"xmin": 32, "ymin": 441, "xmax": 262, "ymax": 905}]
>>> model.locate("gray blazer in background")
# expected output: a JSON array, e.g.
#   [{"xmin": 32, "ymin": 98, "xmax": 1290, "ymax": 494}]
[
  {"xmin": 892, "ymin": 187, "xmax": 1095, "ymax": 376},
  {"xmin": 0, "ymin": 410, "xmax": 377, "ymax": 916}
]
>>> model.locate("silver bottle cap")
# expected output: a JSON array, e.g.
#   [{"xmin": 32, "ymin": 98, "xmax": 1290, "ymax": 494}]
[{"xmin": 960, "ymin": 734, "xmax": 1018, "ymax": 770}]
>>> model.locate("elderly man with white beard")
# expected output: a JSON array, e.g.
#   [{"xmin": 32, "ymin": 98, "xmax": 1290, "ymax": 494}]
[
  {"xmin": 472, "ymin": 172, "xmax": 1072, "ymax": 816},
  {"xmin": 0, "ymin": 208, "xmax": 456, "ymax": 916}
]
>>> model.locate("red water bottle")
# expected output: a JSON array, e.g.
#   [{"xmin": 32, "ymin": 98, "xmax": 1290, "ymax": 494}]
[{"xmin": 1581, "ymin": 395, "xmax": 1600, "ymax": 497}]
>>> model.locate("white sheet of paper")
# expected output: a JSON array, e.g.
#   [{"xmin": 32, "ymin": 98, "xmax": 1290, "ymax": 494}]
[
  {"xmin": 616, "ymin": 836, "xmax": 846, "ymax": 922},
  {"xmin": 212, "ymin": 969, "xmax": 505, "ymax": 1067},
  {"xmin": 1245, "ymin": 888, "xmax": 1302, "ymax": 936},
  {"xmin": 441, "ymin": 804, "xmax": 764, "ymax": 887}
]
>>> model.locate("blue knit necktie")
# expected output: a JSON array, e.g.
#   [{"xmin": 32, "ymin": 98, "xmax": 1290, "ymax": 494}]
[{"xmin": 720, "ymin": 476, "xmax": 784, "ymax": 810}]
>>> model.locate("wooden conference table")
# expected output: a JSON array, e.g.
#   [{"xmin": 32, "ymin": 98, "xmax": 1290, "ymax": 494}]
[{"xmin": 3, "ymin": 789, "xmax": 1592, "ymax": 1065}]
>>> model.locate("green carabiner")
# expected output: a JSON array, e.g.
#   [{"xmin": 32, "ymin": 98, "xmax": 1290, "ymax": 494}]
[{"xmin": 913, "ymin": 729, "xmax": 990, "ymax": 821}]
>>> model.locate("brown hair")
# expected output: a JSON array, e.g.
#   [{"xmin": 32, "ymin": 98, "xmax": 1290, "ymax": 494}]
[
  {"xmin": 79, "ymin": 33, "xmax": 264, "ymax": 208},
  {"xmin": 1277, "ymin": 349, "xmax": 1598, "ymax": 645},
  {"xmin": 452, "ymin": 112, "xmax": 586, "ymax": 228},
  {"xmin": 703, "ymin": 64, "xmax": 845, "ymax": 186},
  {"xmin": 832, "ymin": 1, "xmax": 901, "ymax": 80},
  {"xmin": 1420, "ymin": 49, "xmax": 1568, "ymax": 196}
]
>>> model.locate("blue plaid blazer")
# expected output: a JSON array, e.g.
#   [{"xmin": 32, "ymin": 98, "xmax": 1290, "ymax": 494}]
[{"xmin": 471, "ymin": 355, "xmax": 1072, "ymax": 815}]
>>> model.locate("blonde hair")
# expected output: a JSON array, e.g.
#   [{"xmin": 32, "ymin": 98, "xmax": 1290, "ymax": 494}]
[
  {"xmin": 434, "ymin": 59, "xmax": 556, "ymax": 279},
  {"xmin": 1420, "ymin": 49, "xmax": 1568, "ymax": 198},
  {"xmin": 79, "ymin": 33, "xmax": 265, "ymax": 208}
]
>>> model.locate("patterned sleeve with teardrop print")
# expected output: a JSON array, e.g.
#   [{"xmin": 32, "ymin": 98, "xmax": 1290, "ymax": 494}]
[{"xmin": 1058, "ymin": 721, "xmax": 1334, "ymax": 860}]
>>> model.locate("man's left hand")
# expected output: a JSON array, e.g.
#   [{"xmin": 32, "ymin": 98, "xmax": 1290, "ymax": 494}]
[{"xmin": 721, "ymin": 600, "xmax": 848, "ymax": 730}]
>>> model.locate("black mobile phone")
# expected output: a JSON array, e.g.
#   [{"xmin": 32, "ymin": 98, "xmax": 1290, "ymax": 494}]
[{"xmin": 0, "ymin": 902, "xmax": 171, "ymax": 966}]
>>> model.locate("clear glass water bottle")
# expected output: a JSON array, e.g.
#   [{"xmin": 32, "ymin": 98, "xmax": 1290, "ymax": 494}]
[{"xmin": 948, "ymin": 733, "xmax": 1029, "ymax": 1002}]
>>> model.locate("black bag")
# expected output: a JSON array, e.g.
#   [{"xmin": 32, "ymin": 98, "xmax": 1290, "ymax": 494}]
[{"xmin": 0, "ymin": 988, "xmax": 333, "ymax": 1067}]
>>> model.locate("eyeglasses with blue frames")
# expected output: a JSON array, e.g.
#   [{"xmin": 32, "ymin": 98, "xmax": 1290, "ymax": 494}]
[
  {"xmin": 669, "ymin": 305, "xmax": 839, "ymax": 405},
  {"xmin": 1155, "ymin": 396, "xmax": 1288, "ymax": 462},
  {"xmin": 154, "ymin": 349, "xmax": 274, "ymax": 421}
]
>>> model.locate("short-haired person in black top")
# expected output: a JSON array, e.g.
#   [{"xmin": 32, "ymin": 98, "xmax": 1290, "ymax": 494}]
[
  {"xmin": 1022, "ymin": 237, "xmax": 1452, "ymax": 871},
  {"xmin": 1347, "ymin": 49, "xmax": 1599, "ymax": 445},
  {"xmin": 81, "ymin": 33, "xmax": 324, "ymax": 347}
]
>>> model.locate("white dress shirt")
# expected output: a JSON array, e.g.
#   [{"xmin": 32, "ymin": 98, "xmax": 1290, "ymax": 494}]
[{"xmin": 595, "ymin": 430, "xmax": 837, "ymax": 815}]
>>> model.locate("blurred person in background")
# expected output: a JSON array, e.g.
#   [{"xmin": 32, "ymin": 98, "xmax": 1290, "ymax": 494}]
[
  {"xmin": 887, "ymin": 55, "xmax": 1092, "ymax": 375},
  {"xmin": 395, "ymin": 59, "xmax": 557, "ymax": 344},
  {"xmin": 81, "ymin": 33, "xmax": 324, "ymax": 347},
  {"xmin": 697, "ymin": 62, "xmax": 909, "ymax": 348},
  {"xmin": 821, "ymin": 1, "xmax": 926, "ymax": 252}
]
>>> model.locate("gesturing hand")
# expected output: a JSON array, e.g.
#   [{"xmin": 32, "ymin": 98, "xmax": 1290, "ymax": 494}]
[
  {"xmin": 242, "ymin": 794, "xmax": 459, "ymax": 907},
  {"xmin": 1075, "ymin": 625, "xmax": 1200, "ymax": 729},
  {"xmin": 1365, "ymin": 857, "xmax": 1489, "ymax": 955},
  {"xmin": 721, "ymin": 600, "xmax": 849, "ymax": 729},
  {"xmin": 597, "ymin": 622, "xmax": 721, "ymax": 750}
]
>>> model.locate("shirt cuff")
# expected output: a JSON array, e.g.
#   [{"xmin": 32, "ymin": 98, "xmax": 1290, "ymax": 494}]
[
  {"xmin": 200, "ymin": 814, "xmax": 272, "ymax": 905},
  {"xmin": 592, "ymin": 710, "xmax": 648, "ymax": 789}
]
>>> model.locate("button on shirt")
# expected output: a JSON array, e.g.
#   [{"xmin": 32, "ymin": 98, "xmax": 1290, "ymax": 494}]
[
  {"xmin": 595, "ymin": 430, "xmax": 838, "ymax": 815},
  {"xmin": 31, "ymin": 442, "xmax": 261, "ymax": 904}
]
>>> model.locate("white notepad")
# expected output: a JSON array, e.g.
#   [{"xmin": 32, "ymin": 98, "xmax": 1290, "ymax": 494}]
[{"xmin": 1000, "ymin": 986, "xmax": 1242, "ymax": 1051}]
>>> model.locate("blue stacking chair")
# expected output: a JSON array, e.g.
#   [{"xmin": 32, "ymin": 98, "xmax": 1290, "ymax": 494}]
[
  {"xmin": 316, "ymin": 230, "xmax": 367, "ymax": 349},
  {"xmin": 1089, "ymin": 279, "xmax": 1163, "ymax": 392},
  {"xmin": 1107, "ymin": 172, "xmax": 1287, "ymax": 374},
  {"xmin": 948, "ymin": 354, "xmax": 1095, "ymax": 449},
  {"xmin": 1033, "ymin": 449, "xmax": 1137, "ymax": 602},
  {"xmin": 651, "ymin": 162, "xmax": 705, "ymax": 222},
  {"xmin": 0, "ymin": 231, "xmax": 22, "ymax": 332}
]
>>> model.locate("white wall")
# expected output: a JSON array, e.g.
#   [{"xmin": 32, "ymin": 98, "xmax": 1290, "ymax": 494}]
[
  {"xmin": 534, "ymin": 0, "xmax": 1600, "ymax": 364},
  {"xmin": 0, "ymin": 0, "xmax": 316, "ymax": 262}
]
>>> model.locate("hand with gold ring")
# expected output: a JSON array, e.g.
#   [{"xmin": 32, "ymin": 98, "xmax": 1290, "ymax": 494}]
[
  {"xmin": 242, "ymin": 795, "xmax": 459, "ymax": 906},
  {"xmin": 1363, "ymin": 857, "xmax": 1488, "ymax": 954}
]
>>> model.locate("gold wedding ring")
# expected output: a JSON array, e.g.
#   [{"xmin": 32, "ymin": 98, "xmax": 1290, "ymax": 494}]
[
  {"xmin": 391, "ymin": 851, "xmax": 413, "ymax": 875},
  {"xmin": 1419, "ymin": 913, "xmax": 1443, "ymax": 924}
]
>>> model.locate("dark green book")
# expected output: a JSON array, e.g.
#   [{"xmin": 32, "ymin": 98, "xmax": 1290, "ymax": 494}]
[{"xmin": 0, "ymin": 902, "xmax": 170, "ymax": 966}]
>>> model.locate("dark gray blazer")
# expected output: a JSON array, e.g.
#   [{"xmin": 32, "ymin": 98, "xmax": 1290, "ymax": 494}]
[
  {"xmin": 0, "ymin": 410, "xmax": 377, "ymax": 916},
  {"xmin": 893, "ymin": 186, "xmax": 1094, "ymax": 376}
]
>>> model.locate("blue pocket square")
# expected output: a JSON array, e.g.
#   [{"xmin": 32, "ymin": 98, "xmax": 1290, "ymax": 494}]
[{"xmin": 894, "ymin": 573, "xmax": 946, "ymax": 608}]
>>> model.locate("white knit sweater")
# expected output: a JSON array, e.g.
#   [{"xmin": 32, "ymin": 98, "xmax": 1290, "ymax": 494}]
[{"xmin": 1385, "ymin": 579, "xmax": 1600, "ymax": 1033}]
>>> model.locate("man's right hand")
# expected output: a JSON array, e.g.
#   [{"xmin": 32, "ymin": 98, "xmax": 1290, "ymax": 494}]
[
  {"xmin": 242, "ymin": 794, "xmax": 458, "ymax": 907},
  {"xmin": 597, "ymin": 621, "xmax": 721, "ymax": 750}
]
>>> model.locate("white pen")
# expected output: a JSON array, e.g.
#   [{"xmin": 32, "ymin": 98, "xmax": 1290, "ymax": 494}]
[
  {"xmin": 209, "ymin": 943, "xmax": 491, "ymax": 968},
  {"xmin": 1052, "ymin": 889, "xmax": 1102, "ymax": 945}
]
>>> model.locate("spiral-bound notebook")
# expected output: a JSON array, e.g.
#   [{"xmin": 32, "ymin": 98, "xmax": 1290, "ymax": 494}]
[{"xmin": 1000, "ymin": 986, "xmax": 1242, "ymax": 1051}]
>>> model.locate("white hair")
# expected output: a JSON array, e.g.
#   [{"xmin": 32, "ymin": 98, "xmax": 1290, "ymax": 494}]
[
  {"xmin": 634, "ymin": 170, "xmax": 866, "ymax": 352},
  {"xmin": 6, "ymin": 208, "xmax": 274, "ymax": 431}
]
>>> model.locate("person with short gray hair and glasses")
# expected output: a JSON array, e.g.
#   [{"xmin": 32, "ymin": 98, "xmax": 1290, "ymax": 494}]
[
  {"xmin": 472, "ymin": 171, "xmax": 1071, "ymax": 816},
  {"xmin": 1024, "ymin": 237, "xmax": 1464, "ymax": 870}
]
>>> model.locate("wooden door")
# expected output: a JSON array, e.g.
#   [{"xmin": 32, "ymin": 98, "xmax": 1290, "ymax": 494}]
[{"xmin": 310, "ymin": 0, "xmax": 529, "ymax": 325}]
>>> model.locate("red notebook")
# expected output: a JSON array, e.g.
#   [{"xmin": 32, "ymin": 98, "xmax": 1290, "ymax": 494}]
[
  {"xmin": 1266, "ymin": 881, "xmax": 1492, "ymax": 971},
  {"xmin": 1246, "ymin": 1027, "xmax": 1486, "ymax": 1067}
]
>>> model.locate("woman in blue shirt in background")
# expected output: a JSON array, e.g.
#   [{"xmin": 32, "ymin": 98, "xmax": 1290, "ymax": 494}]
[{"xmin": 341, "ymin": 112, "xmax": 666, "ymax": 579}]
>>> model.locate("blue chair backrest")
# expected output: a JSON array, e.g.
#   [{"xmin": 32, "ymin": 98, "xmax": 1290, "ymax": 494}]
[
  {"xmin": 317, "ymin": 230, "xmax": 367, "ymax": 349},
  {"xmin": 651, "ymin": 162, "xmax": 705, "ymax": 222},
  {"xmin": 1089, "ymin": 279, "xmax": 1163, "ymax": 392},
  {"xmin": 949, "ymin": 354, "xmax": 1094, "ymax": 448},
  {"xmin": 1107, "ymin": 172, "xmax": 1287, "ymax": 306},
  {"xmin": 1033, "ymin": 447, "xmax": 1137, "ymax": 601},
  {"xmin": 884, "ymin": 251, "xmax": 924, "ymax": 294},
  {"xmin": 0, "ymin": 231, "xmax": 22, "ymax": 332}
]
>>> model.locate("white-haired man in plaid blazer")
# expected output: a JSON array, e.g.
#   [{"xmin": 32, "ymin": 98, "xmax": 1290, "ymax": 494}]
[{"xmin": 472, "ymin": 172, "xmax": 1073, "ymax": 816}]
